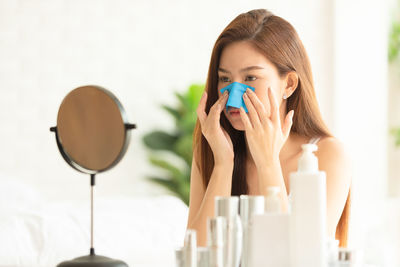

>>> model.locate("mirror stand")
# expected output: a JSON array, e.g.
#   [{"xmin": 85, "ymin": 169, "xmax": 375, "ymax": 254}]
[
  {"xmin": 52, "ymin": 167, "xmax": 129, "ymax": 267},
  {"xmin": 50, "ymin": 85, "xmax": 135, "ymax": 267},
  {"xmin": 52, "ymin": 128, "xmax": 129, "ymax": 267}
]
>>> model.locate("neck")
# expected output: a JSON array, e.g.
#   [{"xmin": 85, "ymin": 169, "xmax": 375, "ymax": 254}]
[
  {"xmin": 279, "ymin": 132, "xmax": 297, "ymax": 161},
  {"xmin": 244, "ymin": 130, "xmax": 300, "ymax": 165}
]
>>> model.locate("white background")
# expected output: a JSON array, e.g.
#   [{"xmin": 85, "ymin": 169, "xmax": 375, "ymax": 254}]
[
  {"xmin": 0, "ymin": 0, "xmax": 341, "ymax": 200},
  {"xmin": 0, "ymin": 0, "xmax": 396, "ymax": 265}
]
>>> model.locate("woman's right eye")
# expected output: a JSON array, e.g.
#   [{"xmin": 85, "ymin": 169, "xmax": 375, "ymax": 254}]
[{"xmin": 219, "ymin": 76, "xmax": 230, "ymax": 83}]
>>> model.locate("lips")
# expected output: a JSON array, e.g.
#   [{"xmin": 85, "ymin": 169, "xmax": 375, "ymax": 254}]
[{"xmin": 229, "ymin": 108, "xmax": 240, "ymax": 115}]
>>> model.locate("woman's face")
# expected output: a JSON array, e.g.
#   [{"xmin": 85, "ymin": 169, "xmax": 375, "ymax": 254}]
[{"xmin": 218, "ymin": 40, "xmax": 286, "ymax": 131}]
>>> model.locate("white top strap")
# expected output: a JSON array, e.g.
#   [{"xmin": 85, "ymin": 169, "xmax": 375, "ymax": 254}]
[{"xmin": 309, "ymin": 136, "xmax": 321, "ymax": 145}]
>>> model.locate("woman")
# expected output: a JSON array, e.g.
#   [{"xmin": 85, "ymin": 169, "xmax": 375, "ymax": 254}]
[{"xmin": 187, "ymin": 9, "xmax": 351, "ymax": 247}]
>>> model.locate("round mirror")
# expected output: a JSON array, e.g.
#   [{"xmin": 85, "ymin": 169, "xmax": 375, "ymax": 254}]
[
  {"xmin": 51, "ymin": 85, "xmax": 136, "ymax": 267},
  {"xmin": 51, "ymin": 85, "xmax": 136, "ymax": 174}
]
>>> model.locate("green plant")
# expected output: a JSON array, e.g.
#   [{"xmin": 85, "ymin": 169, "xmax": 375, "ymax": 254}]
[
  {"xmin": 390, "ymin": 127, "xmax": 400, "ymax": 147},
  {"xmin": 142, "ymin": 84, "xmax": 204, "ymax": 205},
  {"xmin": 389, "ymin": 21, "xmax": 400, "ymax": 63},
  {"xmin": 389, "ymin": 7, "xmax": 400, "ymax": 146}
]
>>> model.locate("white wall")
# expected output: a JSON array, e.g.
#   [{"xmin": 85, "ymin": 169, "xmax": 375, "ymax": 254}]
[
  {"xmin": 333, "ymin": 0, "xmax": 390, "ymax": 263},
  {"xmin": 0, "ymin": 0, "xmax": 335, "ymax": 201}
]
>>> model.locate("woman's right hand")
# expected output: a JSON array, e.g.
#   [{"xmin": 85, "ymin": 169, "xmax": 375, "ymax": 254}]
[{"xmin": 196, "ymin": 90, "xmax": 234, "ymax": 165}]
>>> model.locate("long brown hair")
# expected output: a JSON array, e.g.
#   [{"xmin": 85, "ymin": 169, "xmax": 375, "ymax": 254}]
[{"xmin": 192, "ymin": 9, "xmax": 350, "ymax": 247}]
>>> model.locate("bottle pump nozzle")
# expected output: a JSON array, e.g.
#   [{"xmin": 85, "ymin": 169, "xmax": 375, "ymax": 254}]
[{"xmin": 297, "ymin": 144, "xmax": 318, "ymax": 172}]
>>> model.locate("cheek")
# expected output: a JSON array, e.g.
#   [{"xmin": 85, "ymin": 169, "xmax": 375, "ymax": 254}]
[
  {"xmin": 254, "ymin": 88, "xmax": 271, "ymax": 115},
  {"xmin": 253, "ymin": 85, "xmax": 268, "ymax": 104},
  {"xmin": 217, "ymin": 81, "xmax": 227, "ymax": 96},
  {"xmin": 217, "ymin": 86, "xmax": 223, "ymax": 98},
  {"xmin": 258, "ymin": 94, "xmax": 270, "ymax": 109}
]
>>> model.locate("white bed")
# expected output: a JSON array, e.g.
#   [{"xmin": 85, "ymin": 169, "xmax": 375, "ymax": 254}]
[{"xmin": 0, "ymin": 178, "xmax": 188, "ymax": 267}]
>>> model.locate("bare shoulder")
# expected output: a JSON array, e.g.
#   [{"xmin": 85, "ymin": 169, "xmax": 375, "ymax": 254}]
[
  {"xmin": 316, "ymin": 137, "xmax": 348, "ymax": 159},
  {"xmin": 315, "ymin": 136, "xmax": 352, "ymax": 178}
]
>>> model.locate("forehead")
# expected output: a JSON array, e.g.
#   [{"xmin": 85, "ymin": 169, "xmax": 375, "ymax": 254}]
[{"xmin": 219, "ymin": 41, "xmax": 275, "ymax": 71}]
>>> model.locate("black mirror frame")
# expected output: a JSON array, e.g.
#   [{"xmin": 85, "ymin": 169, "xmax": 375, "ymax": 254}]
[{"xmin": 50, "ymin": 85, "xmax": 136, "ymax": 175}]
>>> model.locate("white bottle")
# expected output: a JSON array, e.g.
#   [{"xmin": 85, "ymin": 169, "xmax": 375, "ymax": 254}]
[
  {"xmin": 289, "ymin": 143, "xmax": 327, "ymax": 267},
  {"xmin": 184, "ymin": 230, "xmax": 198, "ymax": 267},
  {"xmin": 215, "ymin": 196, "xmax": 242, "ymax": 267},
  {"xmin": 239, "ymin": 195, "xmax": 264, "ymax": 267},
  {"xmin": 249, "ymin": 192, "xmax": 290, "ymax": 267},
  {"xmin": 197, "ymin": 247, "xmax": 210, "ymax": 267},
  {"xmin": 326, "ymin": 238, "xmax": 339, "ymax": 266},
  {"xmin": 175, "ymin": 247, "xmax": 185, "ymax": 267},
  {"xmin": 265, "ymin": 186, "xmax": 281, "ymax": 213},
  {"xmin": 207, "ymin": 216, "xmax": 226, "ymax": 267}
]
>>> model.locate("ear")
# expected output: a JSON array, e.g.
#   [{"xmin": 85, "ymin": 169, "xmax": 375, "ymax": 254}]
[{"xmin": 283, "ymin": 71, "xmax": 299, "ymax": 98}]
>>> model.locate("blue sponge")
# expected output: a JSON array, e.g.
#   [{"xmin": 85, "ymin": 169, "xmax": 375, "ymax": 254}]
[{"xmin": 219, "ymin": 82, "xmax": 255, "ymax": 113}]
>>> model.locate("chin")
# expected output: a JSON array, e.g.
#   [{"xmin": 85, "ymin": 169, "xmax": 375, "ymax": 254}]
[
  {"xmin": 227, "ymin": 118, "xmax": 245, "ymax": 131},
  {"xmin": 232, "ymin": 125, "xmax": 245, "ymax": 131},
  {"xmin": 223, "ymin": 111, "xmax": 246, "ymax": 131}
]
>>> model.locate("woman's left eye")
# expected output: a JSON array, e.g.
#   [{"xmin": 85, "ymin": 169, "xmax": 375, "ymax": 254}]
[{"xmin": 245, "ymin": 76, "xmax": 257, "ymax": 81}]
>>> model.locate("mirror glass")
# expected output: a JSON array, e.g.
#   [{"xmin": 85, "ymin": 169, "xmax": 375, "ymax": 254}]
[{"xmin": 54, "ymin": 85, "xmax": 132, "ymax": 174}]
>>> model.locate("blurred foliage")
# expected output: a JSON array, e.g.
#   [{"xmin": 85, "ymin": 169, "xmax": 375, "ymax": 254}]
[
  {"xmin": 389, "ymin": 21, "xmax": 400, "ymax": 63},
  {"xmin": 390, "ymin": 127, "xmax": 400, "ymax": 147},
  {"xmin": 389, "ymin": 9, "xmax": 400, "ymax": 146},
  {"xmin": 142, "ymin": 84, "xmax": 204, "ymax": 205}
]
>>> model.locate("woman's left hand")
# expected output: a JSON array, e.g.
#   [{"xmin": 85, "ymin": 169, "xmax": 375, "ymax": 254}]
[{"xmin": 239, "ymin": 86, "xmax": 294, "ymax": 169}]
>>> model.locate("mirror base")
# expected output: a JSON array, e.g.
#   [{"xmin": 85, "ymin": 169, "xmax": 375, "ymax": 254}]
[{"xmin": 57, "ymin": 254, "xmax": 129, "ymax": 267}]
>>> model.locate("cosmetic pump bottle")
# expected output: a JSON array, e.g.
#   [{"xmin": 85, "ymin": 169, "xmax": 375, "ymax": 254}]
[{"xmin": 289, "ymin": 143, "xmax": 327, "ymax": 267}]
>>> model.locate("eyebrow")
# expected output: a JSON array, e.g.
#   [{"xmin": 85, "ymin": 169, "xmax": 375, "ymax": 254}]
[{"xmin": 218, "ymin": 66, "xmax": 265, "ymax": 73}]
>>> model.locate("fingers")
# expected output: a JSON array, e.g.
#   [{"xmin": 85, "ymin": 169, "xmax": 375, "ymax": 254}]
[
  {"xmin": 268, "ymin": 87, "xmax": 280, "ymax": 126},
  {"xmin": 218, "ymin": 91, "xmax": 229, "ymax": 112},
  {"xmin": 282, "ymin": 110, "xmax": 294, "ymax": 138},
  {"xmin": 243, "ymin": 91, "xmax": 262, "ymax": 129},
  {"xmin": 244, "ymin": 88, "xmax": 268, "ymax": 125},
  {"xmin": 209, "ymin": 90, "xmax": 228, "ymax": 116},
  {"xmin": 239, "ymin": 107, "xmax": 253, "ymax": 130},
  {"xmin": 197, "ymin": 91, "xmax": 229, "ymax": 126}
]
